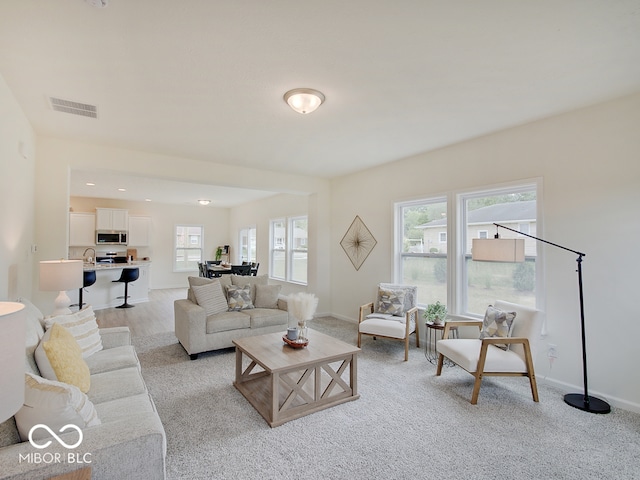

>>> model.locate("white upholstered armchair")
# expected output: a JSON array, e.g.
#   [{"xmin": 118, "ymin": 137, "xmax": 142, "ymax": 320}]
[
  {"xmin": 436, "ymin": 300, "xmax": 543, "ymax": 405},
  {"xmin": 358, "ymin": 283, "xmax": 420, "ymax": 361}
]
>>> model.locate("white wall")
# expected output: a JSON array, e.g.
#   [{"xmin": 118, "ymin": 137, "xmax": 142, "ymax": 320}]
[
  {"xmin": 0, "ymin": 74, "xmax": 36, "ymax": 301},
  {"xmin": 329, "ymin": 92, "xmax": 640, "ymax": 412}
]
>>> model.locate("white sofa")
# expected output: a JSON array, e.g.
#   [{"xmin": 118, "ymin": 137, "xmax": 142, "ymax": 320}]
[
  {"xmin": 0, "ymin": 299, "xmax": 166, "ymax": 480},
  {"xmin": 174, "ymin": 275, "xmax": 291, "ymax": 359}
]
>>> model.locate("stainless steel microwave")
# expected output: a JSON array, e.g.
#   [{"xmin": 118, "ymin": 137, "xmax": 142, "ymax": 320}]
[{"xmin": 96, "ymin": 231, "xmax": 128, "ymax": 245}]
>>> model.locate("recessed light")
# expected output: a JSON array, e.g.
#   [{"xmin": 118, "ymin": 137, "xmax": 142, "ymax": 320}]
[
  {"xmin": 86, "ymin": 182, "xmax": 95, "ymax": 186},
  {"xmin": 118, "ymin": 188, "xmax": 126, "ymax": 192},
  {"xmin": 198, "ymin": 199, "xmax": 211, "ymax": 205},
  {"xmin": 145, "ymin": 198, "xmax": 152, "ymax": 202}
]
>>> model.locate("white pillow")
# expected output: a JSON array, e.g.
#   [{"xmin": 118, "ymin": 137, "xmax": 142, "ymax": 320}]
[
  {"xmin": 192, "ymin": 280, "xmax": 228, "ymax": 316},
  {"xmin": 14, "ymin": 373, "xmax": 100, "ymax": 443},
  {"xmin": 44, "ymin": 306, "xmax": 102, "ymax": 358}
]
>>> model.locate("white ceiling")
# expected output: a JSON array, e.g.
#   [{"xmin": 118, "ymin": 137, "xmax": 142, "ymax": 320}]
[{"xmin": 1, "ymin": 0, "xmax": 639, "ymax": 205}]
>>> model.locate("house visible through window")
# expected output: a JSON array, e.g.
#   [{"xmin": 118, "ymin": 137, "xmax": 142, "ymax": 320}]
[
  {"xmin": 395, "ymin": 181, "xmax": 540, "ymax": 317},
  {"xmin": 396, "ymin": 198, "xmax": 448, "ymax": 306},
  {"xmin": 175, "ymin": 224, "xmax": 203, "ymax": 272}
]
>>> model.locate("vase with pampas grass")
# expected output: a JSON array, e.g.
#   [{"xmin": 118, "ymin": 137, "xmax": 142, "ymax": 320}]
[{"xmin": 287, "ymin": 292, "xmax": 319, "ymax": 343}]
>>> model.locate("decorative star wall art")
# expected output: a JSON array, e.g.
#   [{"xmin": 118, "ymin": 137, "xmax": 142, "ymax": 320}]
[{"xmin": 340, "ymin": 215, "xmax": 377, "ymax": 271}]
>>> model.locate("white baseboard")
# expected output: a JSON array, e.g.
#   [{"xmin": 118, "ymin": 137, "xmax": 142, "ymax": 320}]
[{"xmin": 539, "ymin": 377, "xmax": 640, "ymax": 414}]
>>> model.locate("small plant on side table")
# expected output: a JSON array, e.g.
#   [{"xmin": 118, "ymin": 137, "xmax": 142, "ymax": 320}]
[{"xmin": 424, "ymin": 301, "xmax": 448, "ymax": 325}]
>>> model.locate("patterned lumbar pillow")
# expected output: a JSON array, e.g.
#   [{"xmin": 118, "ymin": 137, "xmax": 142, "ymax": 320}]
[
  {"xmin": 226, "ymin": 284, "xmax": 255, "ymax": 311},
  {"xmin": 35, "ymin": 323, "xmax": 91, "ymax": 393},
  {"xmin": 479, "ymin": 305, "xmax": 517, "ymax": 350},
  {"xmin": 15, "ymin": 373, "xmax": 100, "ymax": 443},
  {"xmin": 376, "ymin": 288, "xmax": 406, "ymax": 316},
  {"xmin": 192, "ymin": 280, "xmax": 228, "ymax": 316},
  {"xmin": 44, "ymin": 306, "xmax": 102, "ymax": 358}
]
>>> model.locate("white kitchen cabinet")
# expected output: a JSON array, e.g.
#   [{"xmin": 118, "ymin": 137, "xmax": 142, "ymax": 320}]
[
  {"xmin": 96, "ymin": 208, "xmax": 128, "ymax": 231},
  {"xmin": 69, "ymin": 213, "xmax": 96, "ymax": 246},
  {"xmin": 128, "ymin": 215, "xmax": 151, "ymax": 246}
]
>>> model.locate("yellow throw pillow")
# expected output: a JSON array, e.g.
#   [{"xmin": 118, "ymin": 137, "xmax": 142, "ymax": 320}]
[{"xmin": 41, "ymin": 323, "xmax": 91, "ymax": 393}]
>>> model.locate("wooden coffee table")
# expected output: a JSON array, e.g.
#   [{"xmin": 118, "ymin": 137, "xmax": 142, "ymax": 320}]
[{"xmin": 233, "ymin": 330, "xmax": 360, "ymax": 427}]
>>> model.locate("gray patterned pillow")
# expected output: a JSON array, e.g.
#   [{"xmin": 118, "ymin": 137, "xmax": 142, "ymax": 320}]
[
  {"xmin": 376, "ymin": 288, "xmax": 406, "ymax": 316},
  {"xmin": 479, "ymin": 305, "xmax": 517, "ymax": 350},
  {"xmin": 226, "ymin": 285, "xmax": 255, "ymax": 311}
]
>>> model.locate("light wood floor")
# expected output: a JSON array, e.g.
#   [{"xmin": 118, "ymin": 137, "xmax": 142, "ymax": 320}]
[{"xmin": 94, "ymin": 288, "xmax": 186, "ymax": 337}]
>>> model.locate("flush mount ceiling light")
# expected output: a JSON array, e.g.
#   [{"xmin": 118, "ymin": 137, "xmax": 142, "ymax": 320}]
[
  {"xmin": 198, "ymin": 199, "xmax": 211, "ymax": 205},
  {"xmin": 283, "ymin": 88, "xmax": 325, "ymax": 114}
]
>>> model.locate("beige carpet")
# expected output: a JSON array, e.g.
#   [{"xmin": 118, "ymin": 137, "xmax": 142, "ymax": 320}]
[{"xmin": 134, "ymin": 317, "xmax": 640, "ymax": 480}]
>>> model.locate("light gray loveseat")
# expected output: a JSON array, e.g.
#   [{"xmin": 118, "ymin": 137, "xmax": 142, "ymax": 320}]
[
  {"xmin": 174, "ymin": 275, "xmax": 290, "ymax": 359},
  {"xmin": 0, "ymin": 299, "xmax": 166, "ymax": 480}
]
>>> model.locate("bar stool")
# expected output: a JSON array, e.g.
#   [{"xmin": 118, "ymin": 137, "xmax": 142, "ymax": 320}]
[
  {"xmin": 112, "ymin": 267, "xmax": 139, "ymax": 308},
  {"xmin": 73, "ymin": 270, "xmax": 97, "ymax": 310}
]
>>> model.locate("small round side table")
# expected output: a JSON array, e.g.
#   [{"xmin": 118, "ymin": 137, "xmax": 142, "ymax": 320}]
[{"xmin": 424, "ymin": 321, "xmax": 458, "ymax": 366}]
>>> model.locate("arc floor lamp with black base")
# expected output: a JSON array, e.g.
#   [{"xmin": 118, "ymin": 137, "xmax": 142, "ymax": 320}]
[{"xmin": 472, "ymin": 223, "xmax": 611, "ymax": 414}]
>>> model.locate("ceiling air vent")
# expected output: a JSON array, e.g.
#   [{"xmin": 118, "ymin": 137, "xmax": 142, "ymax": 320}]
[{"xmin": 49, "ymin": 97, "xmax": 98, "ymax": 119}]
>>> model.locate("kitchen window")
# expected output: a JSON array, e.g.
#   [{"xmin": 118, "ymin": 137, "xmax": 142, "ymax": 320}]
[{"xmin": 175, "ymin": 224, "xmax": 203, "ymax": 272}]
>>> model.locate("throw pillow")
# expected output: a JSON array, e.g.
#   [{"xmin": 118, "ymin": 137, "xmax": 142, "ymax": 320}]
[
  {"xmin": 376, "ymin": 288, "xmax": 406, "ymax": 316},
  {"xmin": 479, "ymin": 305, "xmax": 517, "ymax": 350},
  {"xmin": 192, "ymin": 280, "xmax": 228, "ymax": 316},
  {"xmin": 187, "ymin": 275, "xmax": 214, "ymax": 303},
  {"xmin": 14, "ymin": 373, "xmax": 100, "ymax": 443},
  {"xmin": 44, "ymin": 306, "xmax": 102, "ymax": 358},
  {"xmin": 35, "ymin": 323, "xmax": 91, "ymax": 393},
  {"xmin": 254, "ymin": 284, "xmax": 281, "ymax": 309},
  {"xmin": 226, "ymin": 285, "xmax": 255, "ymax": 311}
]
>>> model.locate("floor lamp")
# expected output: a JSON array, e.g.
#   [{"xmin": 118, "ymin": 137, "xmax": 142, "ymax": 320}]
[{"xmin": 472, "ymin": 223, "xmax": 611, "ymax": 414}]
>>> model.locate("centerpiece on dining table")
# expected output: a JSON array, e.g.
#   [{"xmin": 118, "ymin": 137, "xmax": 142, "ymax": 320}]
[{"xmin": 284, "ymin": 292, "xmax": 319, "ymax": 348}]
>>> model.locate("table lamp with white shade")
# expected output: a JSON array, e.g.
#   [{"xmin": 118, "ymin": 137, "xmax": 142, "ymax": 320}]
[
  {"xmin": 39, "ymin": 259, "xmax": 83, "ymax": 316},
  {"xmin": 0, "ymin": 302, "xmax": 26, "ymax": 423}
]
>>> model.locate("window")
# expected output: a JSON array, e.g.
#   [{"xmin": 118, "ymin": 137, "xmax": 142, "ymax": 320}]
[
  {"xmin": 395, "ymin": 181, "xmax": 540, "ymax": 317},
  {"xmin": 461, "ymin": 186, "xmax": 537, "ymax": 315},
  {"xmin": 396, "ymin": 198, "xmax": 448, "ymax": 306},
  {"xmin": 270, "ymin": 219, "xmax": 286, "ymax": 280},
  {"xmin": 289, "ymin": 216, "xmax": 308, "ymax": 284},
  {"xmin": 238, "ymin": 226, "xmax": 256, "ymax": 263},
  {"xmin": 270, "ymin": 216, "xmax": 308, "ymax": 284},
  {"xmin": 175, "ymin": 224, "xmax": 203, "ymax": 271}
]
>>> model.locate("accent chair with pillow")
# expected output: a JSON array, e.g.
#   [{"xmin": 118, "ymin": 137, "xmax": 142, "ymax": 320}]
[
  {"xmin": 358, "ymin": 283, "xmax": 420, "ymax": 361},
  {"xmin": 435, "ymin": 300, "xmax": 543, "ymax": 405},
  {"xmin": 174, "ymin": 275, "xmax": 291, "ymax": 359}
]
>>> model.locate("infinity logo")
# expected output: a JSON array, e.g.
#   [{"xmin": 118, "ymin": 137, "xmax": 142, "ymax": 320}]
[{"xmin": 28, "ymin": 424, "xmax": 83, "ymax": 450}]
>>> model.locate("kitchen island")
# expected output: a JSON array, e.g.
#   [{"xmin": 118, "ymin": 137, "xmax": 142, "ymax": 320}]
[{"xmin": 69, "ymin": 262, "xmax": 151, "ymax": 310}]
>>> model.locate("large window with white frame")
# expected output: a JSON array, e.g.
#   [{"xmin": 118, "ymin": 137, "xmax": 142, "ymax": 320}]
[
  {"xmin": 174, "ymin": 224, "xmax": 203, "ymax": 272},
  {"xmin": 238, "ymin": 226, "xmax": 256, "ymax": 264},
  {"xmin": 396, "ymin": 198, "xmax": 448, "ymax": 307},
  {"xmin": 460, "ymin": 185, "xmax": 537, "ymax": 316},
  {"xmin": 395, "ymin": 181, "xmax": 540, "ymax": 317},
  {"xmin": 269, "ymin": 216, "xmax": 307, "ymax": 284}
]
